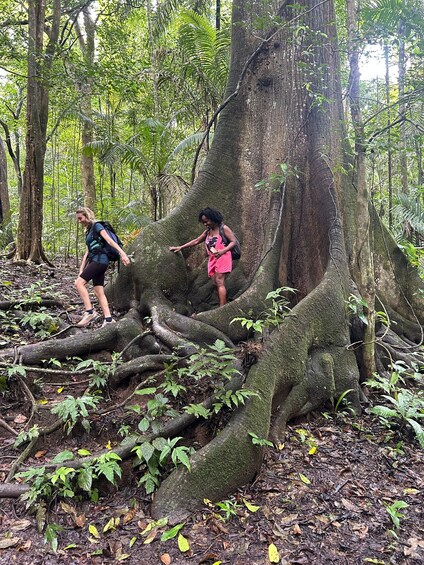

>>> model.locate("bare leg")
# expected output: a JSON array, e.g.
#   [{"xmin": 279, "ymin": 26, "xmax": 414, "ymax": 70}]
[
  {"xmin": 75, "ymin": 277, "xmax": 93, "ymax": 311},
  {"xmin": 94, "ymin": 285, "xmax": 111, "ymax": 318},
  {"xmin": 214, "ymin": 273, "xmax": 227, "ymax": 306}
]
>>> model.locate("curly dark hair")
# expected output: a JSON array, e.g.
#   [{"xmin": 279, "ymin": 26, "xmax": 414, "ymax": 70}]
[{"xmin": 198, "ymin": 207, "xmax": 223, "ymax": 225}]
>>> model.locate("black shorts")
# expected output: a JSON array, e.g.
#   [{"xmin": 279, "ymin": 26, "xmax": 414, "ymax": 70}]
[{"xmin": 80, "ymin": 261, "xmax": 108, "ymax": 286}]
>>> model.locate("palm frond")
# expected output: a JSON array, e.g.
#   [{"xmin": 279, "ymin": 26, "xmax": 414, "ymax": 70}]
[
  {"xmin": 393, "ymin": 193, "xmax": 424, "ymax": 235},
  {"xmin": 177, "ymin": 9, "xmax": 230, "ymax": 104},
  {"xmin": 168, "ymin": 131, "xmax": 206, "ymax": 161}
]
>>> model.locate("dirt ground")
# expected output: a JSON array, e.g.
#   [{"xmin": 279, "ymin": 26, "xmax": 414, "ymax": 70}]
[{"xmin": 0, "ymin": 258, "xmax": 423, "ymax": 564}]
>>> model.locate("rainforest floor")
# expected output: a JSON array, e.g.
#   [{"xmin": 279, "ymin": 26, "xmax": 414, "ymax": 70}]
[{"xmin": 0, "ymin": 258, "xmax": 423, "ymax": 565}]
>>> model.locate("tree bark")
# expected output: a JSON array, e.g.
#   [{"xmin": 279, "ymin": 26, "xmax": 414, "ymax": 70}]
[
  {"xmin": 0, "ymin": 137, "xmax": 11, "ymax": 230},
  {"xmin": 74, "ymin": 6, "xmax": 96, "ymax": 211},
  {"xmin": 346, "ymin": 0, "xmax": 376, "ymax": 378},
  {"xmin": 15, "ymin": 0, "xmax": 61, "ymax": 262}
]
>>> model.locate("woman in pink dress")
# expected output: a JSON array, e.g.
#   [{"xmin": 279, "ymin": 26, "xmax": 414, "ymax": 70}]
[{"xmin": 169, "ymin": 207, "xmax": 237, "ymax": 306}]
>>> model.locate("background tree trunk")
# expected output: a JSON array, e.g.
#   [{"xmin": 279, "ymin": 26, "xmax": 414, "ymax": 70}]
[
  {"xmin": 75, "ymin": 6, "xmax": 96, "ymax": 211},
  {"xmin": 15, "ymin": 0, "xmax": 61, "ymax": 262},
  {"xmin": 0, "ymin": 137, "xmax": 11, "ymax": 235},
  {"xmin": 346, "ymin": 0, "xmax": 376, "ymax": 378}
]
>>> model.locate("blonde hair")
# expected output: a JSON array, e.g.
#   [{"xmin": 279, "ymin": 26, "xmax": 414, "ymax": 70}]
[{"xmin": 76, "ymin": 207, "xmax": 96, "ymax": 223}]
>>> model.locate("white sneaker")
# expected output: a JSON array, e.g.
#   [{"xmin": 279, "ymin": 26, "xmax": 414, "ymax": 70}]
[
  {"xmin": 101, "ymin": 318, "xmax": 116, "ymax": 328},
  {"xmin": 76, "ymin": 311, "xmax": 98, "ymax": 327}
]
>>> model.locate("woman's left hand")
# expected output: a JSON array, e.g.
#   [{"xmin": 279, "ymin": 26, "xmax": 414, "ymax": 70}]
[{"xmin": 213, "ymin": 250, "xmax": 224, "ymax": 258}]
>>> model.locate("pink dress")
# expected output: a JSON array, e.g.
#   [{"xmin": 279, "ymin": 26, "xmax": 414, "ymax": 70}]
[{"xmin": 205, "ymin": 230, "xmax": 232, "ymax": 277}]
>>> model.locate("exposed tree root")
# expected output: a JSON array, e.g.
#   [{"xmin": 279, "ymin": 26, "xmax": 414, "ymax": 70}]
[
  {"xmin": 0, "ymin": 299, "xmax": 64, "ymax": 310},
  {"xmin": 110, "ymin": 354, "xmax": 174, "ymax": 387},
  {"xmin": 0, "ymin": 484, "xmax": 30, "ymax": 498},
  {"xmin": 17, "ymin": 314, "xmax": 146, "ymax": 365}
]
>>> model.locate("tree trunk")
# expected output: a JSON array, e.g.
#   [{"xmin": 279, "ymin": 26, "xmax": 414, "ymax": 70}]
[
  {"xmin": 346, "ymin": 0, "xmax": 376, "ymax": 378},
  {"xmin": 384, "ymin": 43, "xmax": 393, "ymax": 229},
  {"xmin": 75, "ymin": 6, "xmax": 96, "ymax": 211},
  {"xmin": 0, "ymin": 136, "xmax": 12, "ymax": 241},
  {"xmin": 398, "ymin": 20, "xmax": 408, "ymax": 195},
  {"xmin": 15, "ymin": 0, "xmax": 61, "ymax": 262}
]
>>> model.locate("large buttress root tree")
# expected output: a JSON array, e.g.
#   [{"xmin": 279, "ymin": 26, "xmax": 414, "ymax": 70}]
[{"xmin": 15, "ymin": 0, "xmax": 423, "ymax": 519}]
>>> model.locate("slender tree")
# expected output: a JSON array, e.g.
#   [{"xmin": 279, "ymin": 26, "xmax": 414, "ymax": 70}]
[
  {"xmin": 346, "ymin": 0, "xmax": 376, "ymax": 376},
  {"xmin": 15, "ymin": 0, "xmax": 62, "ymax": 262},
  {"xmin": 0, "ymin": 136, "xmax": 11, "ymax": 232},
  {"xmin": 74, "ymin": 5, "xmax": 97, "ymax": 211}
]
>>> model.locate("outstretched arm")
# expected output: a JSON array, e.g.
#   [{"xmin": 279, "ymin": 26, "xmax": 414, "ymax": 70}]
[{"xmin": 169, "ymin": 231, "xmax": 207, "ymax": 253}]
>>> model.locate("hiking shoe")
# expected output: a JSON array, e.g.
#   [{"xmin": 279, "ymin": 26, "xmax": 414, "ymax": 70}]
[
  {"xmin": 101, "ymin": 318, "xmax": 116, "ymax": 328},
  {"xmin": 76, "ymin": 311, "xmax": 98, "ymax": 327}
]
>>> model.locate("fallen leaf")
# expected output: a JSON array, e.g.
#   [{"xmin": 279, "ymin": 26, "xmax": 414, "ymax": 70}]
[
  {"xmin": 292, "ymin": 523, "xmax": 302, "ymax": 535},
  {"xmin": 89, "ymin": 524, "xmax": 101, "ymax": 539},
  {"xmin": 60, "ymin": 502, "xmax": 77, "ymax": 517},
  {"xmin": 10, "ymin": 519, "xmax": 32, "ymax": 531},
  {"xmin": 298, "ymin": 473, "xmax": 311, "ymax": 485},
  {"xmin": 34, "ymin": 450, "xmax": 47, "ymax": 459},
  {"xmin": 177, "ymin": 533, "xmax": 190, "ymax": 553},
  {"xmin": 160, "ymin": 553, "xmax": 171, "ymax": 565},
  {"xmin": 122, "ymin": 507, "xmax": 137, "ymax": 525},
  {"xmin": 14, "ymin": 414, "xmax": 27, "ymax": 424},
  {"xmin": 75, "ymin": 514, "xmax": 86, "ymax": 528},
  {"xmin": 403, "ymin": 488, "xmax": 420, "ymax": 495},
  {"xmin": 268, "ymin": 542, "xmax": 280, "ymax": 563},
  {"xmin": 0, "ymin": 537, "xmax": 20, "ymax": 549},
  {"xmin": 243, "ymin": 499, "xmax": 260, "ymax": 512},
  {"xmin": 143, "ymin": 529, "xmax": 158, "ymax": 544},
  {"xmin": 341, "ymin": 497, "xmax": 359, "ymax": 512}
]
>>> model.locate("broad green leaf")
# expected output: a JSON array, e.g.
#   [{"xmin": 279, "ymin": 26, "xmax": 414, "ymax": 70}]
[
  {"xmin": 52, "ymin": 450, "xmax": 74, "ymax": 463},
  {"xmin": 135, "ymin": 387, "xmax": 157, "ymax": 396},
  {"xmin": 78, "ymin": 468, "xmax": 93, "ymax": 492},
  {"xmin": 161, "ymin": 523, "xmax": 185, "ymax": 541}
]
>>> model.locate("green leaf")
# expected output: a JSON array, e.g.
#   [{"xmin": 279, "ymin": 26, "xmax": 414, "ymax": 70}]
[
  {"xmin": 139, "ymin": 442, "xmax": 156, "ymax": 463},
  {"xmin": 160, "ymin": 523, "xmax": 185, "ymax": 541},
  {"xmin": 77, "ymin": 468, "xmax": 93, "ymax": 492},
  {"xmin": 51, "ymin": 450, "xmax": 74, "ymax": 463},
  {"xmin": 135, "ymin": 387, "xmax": 157, "ymax": 396}
]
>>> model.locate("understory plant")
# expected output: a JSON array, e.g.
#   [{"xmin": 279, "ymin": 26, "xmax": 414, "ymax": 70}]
[
  {"xmin": 365, "ymin": 362, "xmax": 424, "ymax": 448},
  {"xmin": 231, "ymin": 287, "xmax": 296, "ymax": 334},
  {"xmin": 129, "ymin": 339, "xmax": 259, "ymax": 493}
]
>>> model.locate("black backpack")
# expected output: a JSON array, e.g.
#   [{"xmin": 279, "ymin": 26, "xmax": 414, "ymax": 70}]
[
  {"xmin": 219, "ymin": 224, "xmax": 241, "ymax": 260},
  {"xmin": 91, "ymin": 221, "xmax": 123, "ymax": 261}
]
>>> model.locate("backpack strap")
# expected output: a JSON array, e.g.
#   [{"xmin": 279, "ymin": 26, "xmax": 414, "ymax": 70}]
[{"xmin": 219, "ymin": 224, "xmax": 229, "ymax": 245}]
